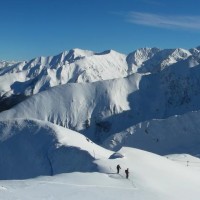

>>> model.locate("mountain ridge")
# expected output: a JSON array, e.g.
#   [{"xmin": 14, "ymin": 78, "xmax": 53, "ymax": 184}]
[
  {"xmin": 1, "ymin": 55, "xmax": 200, "ymax": 153},
  {"xmin": 1, "ymin": 46, "xmax": 198, "ymax": 102}
]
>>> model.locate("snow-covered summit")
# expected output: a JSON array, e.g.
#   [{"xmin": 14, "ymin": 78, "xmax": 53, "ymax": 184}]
[
  {"xmin": 61, "ymin": 48, "xmax": 95, "ymax": 63},
  {"xmin": 0, "ymin": 60, "xmax": 19, "ymax": 69},
  {"xmin": 126, "ymin": 47, "xmax": 160, "ymax": 67},
  {"xmin": 0, "ymin": 48, "xmax": 127, "ymax": 99},
  {"xmin": 126, "ymin": 47, "xmax": 191, "ymax": 73}
]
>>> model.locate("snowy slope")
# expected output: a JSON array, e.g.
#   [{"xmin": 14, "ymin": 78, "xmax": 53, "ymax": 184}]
[
  {"xmin": 0, "ymin": 74, "xmax": 141, "ymax": 142},
  {"xmin": 103, "ymin": 110, "xmax": 200, "ymax": 155},
  {"xmin": 0, "ymin": 118, "xmax": 112, "ymax": 179},
  {"xmin": 1, "ymin": 147, "xmax": 200, "ymax": 200},
  {"xmin": 166, "ymin": 154, "xmax": 200, "ymax": 170}
]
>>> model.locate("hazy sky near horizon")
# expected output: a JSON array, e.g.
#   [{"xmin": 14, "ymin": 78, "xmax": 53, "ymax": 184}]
[{"xmin": 1, "ymin": 0, "xmax": 200, "ymax": 60}]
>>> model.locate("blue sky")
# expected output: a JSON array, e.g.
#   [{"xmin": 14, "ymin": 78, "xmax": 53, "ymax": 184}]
[{"xmin": 1, "ymin": 0, "xmax": 200, "ymax": 60}]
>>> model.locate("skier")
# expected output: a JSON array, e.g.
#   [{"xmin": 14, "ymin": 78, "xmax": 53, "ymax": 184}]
[
  {"xmin": 116, "ymin": 164, "xmax": 121, "ymax": 174},
  {"xmin": 125, "ymin": 168, "xmax": 129, "ymax": 179}
]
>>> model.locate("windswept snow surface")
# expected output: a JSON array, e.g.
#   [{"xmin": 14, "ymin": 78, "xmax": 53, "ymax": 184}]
[
  {"xmin": 166, "ymin": 154, "xmax": 200, "ymax": 170},
  {"xmin": 1, "ymin": 147, "xmax": 200, "ymax": 200},
  {"xmin": 0, "ymin": 118, "xmax": 112, "ymax": 179}
]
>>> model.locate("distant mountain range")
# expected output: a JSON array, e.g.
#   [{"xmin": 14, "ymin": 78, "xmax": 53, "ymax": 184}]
[
  {"xmin": 1, "ymin": 47, "xmax": 198, "ymax": 110},
  {"xmin": 1, "ymin": 46, "xmax": 200, "ymax": 155}
]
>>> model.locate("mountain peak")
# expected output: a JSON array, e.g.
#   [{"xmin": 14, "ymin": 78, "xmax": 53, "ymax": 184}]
[
  {"xmin": 126, "ymin": 47, "xmax": 161, "ymax": 67},
  {"xmin": 69, "ymin": 48, "xmax": 94, "ymax": 57}
]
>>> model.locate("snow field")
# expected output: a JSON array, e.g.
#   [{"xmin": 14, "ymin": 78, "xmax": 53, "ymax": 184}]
[{"xmin": 1, "ymin": 147, "xmax": 200, "ymax": 200}]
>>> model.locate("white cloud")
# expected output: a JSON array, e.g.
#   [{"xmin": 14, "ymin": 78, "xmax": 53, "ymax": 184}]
[{"xmin": 127, "ymin": 12, "xmax": 200, "ymax": 30}]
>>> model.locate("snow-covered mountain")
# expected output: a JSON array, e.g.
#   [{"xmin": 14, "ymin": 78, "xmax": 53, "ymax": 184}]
[
  {"xmin": 1, "ymin": 46, "xmax": 200, "ymax": 199},
  {"xmin": 0, "ymin": 60, "xmax": 19, "ymax": 69},
  {"xmin": 1, "ymin": 51, "xmax": 200, "ymax": 155},
  {"xmin": 0, "ymin": 46, "xmax": 198, "ymax": 112},
  {"xmin": 128, "ymin": 47, "xmax": 191, "ymax": 73},
  {"xmin": 0, "ymin": 49, "xmax": 127, "ymax": 97},
  {"xmin": 1, "ymin": 46, "xmax": 200, "ymax": 150}
]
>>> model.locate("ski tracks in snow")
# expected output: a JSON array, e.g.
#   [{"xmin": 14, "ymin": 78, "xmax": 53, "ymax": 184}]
[
  {"xmin": 38, "ymin": 179, "xmax": 137, "ymax": 191},
  {"xmin": 107, "ymin": 171, "xmax": 137, "ymax": 189},
  {"xmin": 0, "ymin": 173, "xmax": 137, "ymax": 193}
]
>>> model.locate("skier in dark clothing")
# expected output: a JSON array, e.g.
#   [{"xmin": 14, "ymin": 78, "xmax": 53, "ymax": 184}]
[
  {"xmin": 116, "ymin": 164, "xmax": 121, "ymax": 174},
  {"xmin": 125, "ymin": 168, "xmax": 129, "ymax": 179}
]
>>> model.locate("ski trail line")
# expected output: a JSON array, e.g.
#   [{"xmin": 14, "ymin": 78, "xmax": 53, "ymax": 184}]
[{"xmin": 38, "ymin": 180, "xmax": 137, "ymax": 190}]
